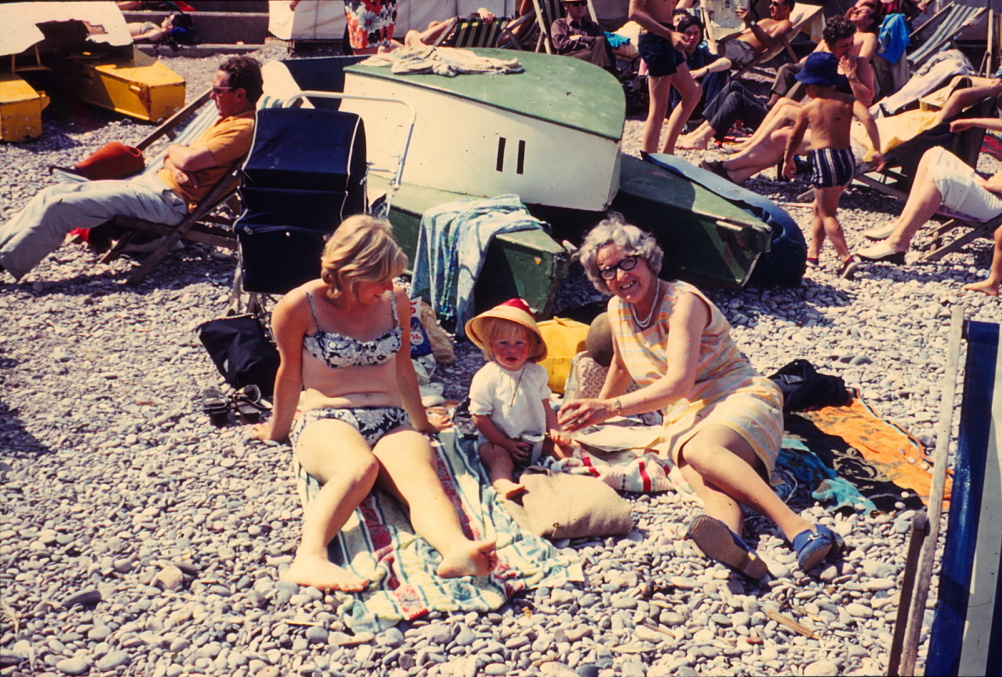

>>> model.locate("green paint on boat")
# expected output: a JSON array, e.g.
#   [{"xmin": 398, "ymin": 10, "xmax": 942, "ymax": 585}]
[
  {"xmin": 613, "ymin": 155, "xmax": 772, "ymax": 289},
  {"xmin": 346, "ymin": 48, "xmax": 624, "ymax": 142}
]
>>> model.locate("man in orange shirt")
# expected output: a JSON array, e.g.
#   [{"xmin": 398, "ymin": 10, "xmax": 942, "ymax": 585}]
[{"xmin": 0, "ymin": 56, "xmax": 262, "ymax": 281}]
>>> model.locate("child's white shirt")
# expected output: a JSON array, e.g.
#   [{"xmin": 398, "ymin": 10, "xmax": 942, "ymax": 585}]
[{"xmin": 468, "ymin": 361, "xmax": 551, "ymax": 458}]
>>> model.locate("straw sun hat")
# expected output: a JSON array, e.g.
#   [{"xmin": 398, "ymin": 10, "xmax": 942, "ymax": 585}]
[{"xmin": 465, "ymin": 298, "xmax": 547, "ymax": 362}]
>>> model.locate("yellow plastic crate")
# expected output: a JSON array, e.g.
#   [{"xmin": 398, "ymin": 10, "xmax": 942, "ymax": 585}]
[{"xmin": 0, "ymin": 72, "xmax": 49, "ymax": 141}]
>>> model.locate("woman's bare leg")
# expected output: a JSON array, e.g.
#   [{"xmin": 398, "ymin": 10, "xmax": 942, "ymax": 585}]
[
  {"xmin": 722, "ymin": 128, "xmax": 807, "ymax": 184},
  {"xmin": 283, "ymin": 419, "xmax": 380, "ymax": 591},
  {"xmin": 679, "ymin": 425, "xmax": 811, "ymax": 541},
  {"xmin": 733, "ymin": 98, "xmax": 801, "ymax": 152},
  {"xmin": 376, "ymin": 429, "xmax": 497, "ymax": 578},
  {"xmin": 872, "ymin": 151, "xmax": 943, "ymax": 252},
  {"xmin": 963, "ymin": 225, "xmax": 1002, "ymax": 296}
]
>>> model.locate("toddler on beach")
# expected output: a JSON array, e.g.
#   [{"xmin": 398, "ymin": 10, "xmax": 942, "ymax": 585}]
[
  {"xmin": 782, "ymin": 51, "xmax": 883, "ymax": 279},
  {"xmin": 465, "ymin": 299, "xmax": 575, "ymax": 498}
]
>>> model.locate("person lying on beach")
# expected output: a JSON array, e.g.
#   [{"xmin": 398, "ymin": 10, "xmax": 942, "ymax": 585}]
[
  {"xmin": 679, "ymin": 14, "xmax": 873, "ymax": 152},
  {"xmin": 251, "ymin": 216, "xmax": 497, "ymax": 591},
  {"xmin": 558, "ymin": 216, "xmax": 843, "ymax": 579},
  {"xmin": 713, "ymin": 0, "xmax": 795, "ymax": 71},
  {"xmin": 697, "ymin": 72, "xmax": 998, "ymax": 186},
  {"xmin": 465, "ymin": 299, "xmax": 575, "ymax": 499},
  {"xmin": 402, "ymin": 7, "xmax": 497, "ymax": 48},
  {"xmin": 780, "ymin": 52, "xmax": 883, "ymax": 279}
]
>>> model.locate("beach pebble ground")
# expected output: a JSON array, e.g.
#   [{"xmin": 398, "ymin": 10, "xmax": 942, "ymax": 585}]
[{"xmin": 1, "ymin": 45, "xmax": 999, "ymax": 676}]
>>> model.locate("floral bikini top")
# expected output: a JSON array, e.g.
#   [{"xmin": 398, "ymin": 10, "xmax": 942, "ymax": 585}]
[{"xmin": 303, "ymin": 291, "xmax": 402, "ymax": 369}]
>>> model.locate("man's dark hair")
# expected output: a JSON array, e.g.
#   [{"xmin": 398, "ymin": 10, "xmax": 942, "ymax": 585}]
[
  {"xmin": 219, "ymin": 56, "xmax": 263, "ymax": 104},
  {"xmin": 823, "ymin": 14, "xmax": 856, "ymax": 48},
  {"xmin": 675, "ymin": 12, "xmax": 703, "ymax": 36}
]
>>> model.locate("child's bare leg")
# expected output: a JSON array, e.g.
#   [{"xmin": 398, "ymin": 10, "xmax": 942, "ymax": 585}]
[
  {"xmin": 642, "ymin": 75, "xmax": 672, "ymax": 154},
  {"xmin": 816, "ymin": 186, "xmax": 851, "ymax": 262},
  {"xmin": 479, "ymin": 441, "xmax": 525, "ymax": 498},
  {"xmin": 963, "ymin": 225, "xmax": 1002, "ymax": 296},
  {"xmin": 661, "ymin": 66, "xmax": 701, "ymax": 155},
  {"xmin": 283, "ymin": 420, "xmax": 378, "ymax": 591},
  {"xmin": 376, "ymin": 430, "xmax": 497, "ymax": 578},
  {"xmin": 808, "ymin": 200, "xmax": 824, "ymax": 261}
]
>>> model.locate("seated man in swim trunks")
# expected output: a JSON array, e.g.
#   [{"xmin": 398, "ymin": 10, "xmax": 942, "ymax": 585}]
[
  {"xmin": 715, "ymin": 0, "xmax": 795, "ymax": 70},
  {"xmin": 630, "ymin": 0, "xmax": 701, "ymax": 155}
]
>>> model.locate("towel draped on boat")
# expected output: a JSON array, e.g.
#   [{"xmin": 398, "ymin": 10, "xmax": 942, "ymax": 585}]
[
  {"xmin": 412, "ymin": 194, "xmax": 547, "ymax": 338},
  {"xmin": 360, "ymin": 46, "xmax": 523, "ymax": 77},
  {"xmin": 294, "ymin": 429, "xmax": 580, "ymax": 633}
]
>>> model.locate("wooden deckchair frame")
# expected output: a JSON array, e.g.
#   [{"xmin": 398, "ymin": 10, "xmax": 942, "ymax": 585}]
[{"xmin": 92, "ymin": 87, "xmax": 243, "ymax": 286}]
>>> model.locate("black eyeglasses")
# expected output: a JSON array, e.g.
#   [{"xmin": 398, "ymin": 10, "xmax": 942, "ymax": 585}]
[
  {"xmin": 598, "ymin": 255, "xmax": 638, "ymax": 280},
  {"xmin": 564, "ymin": 1, "xmax": 587, "ymax": 6},
  {"xmin": 211, "ymin": 86, "xmax": 234, "ymax": 94}
]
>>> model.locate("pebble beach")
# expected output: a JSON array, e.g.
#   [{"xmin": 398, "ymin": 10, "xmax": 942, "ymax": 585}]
[{"xmin": 1, "ymin": 44, "xmax": 1000, "ymax": 677}]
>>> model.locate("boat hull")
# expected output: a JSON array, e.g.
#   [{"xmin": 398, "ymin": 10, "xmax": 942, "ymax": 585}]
[
  {"xmin": 611, "ymin": 155, "xmax": 773, "ymax": 289},
  {"xmin": 341, "ymin": 49, "xmax": 623, "ymax": 212}
]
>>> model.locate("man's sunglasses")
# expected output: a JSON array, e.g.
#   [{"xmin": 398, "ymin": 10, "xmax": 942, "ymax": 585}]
[{"xmin": 564, "ymin": 1, "xmax": 587, "ymax": 6}]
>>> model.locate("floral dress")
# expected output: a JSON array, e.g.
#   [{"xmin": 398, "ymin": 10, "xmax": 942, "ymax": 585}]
[{"xmin": 344, "ymin": 0, "xmax": 397, "ymax": 50}]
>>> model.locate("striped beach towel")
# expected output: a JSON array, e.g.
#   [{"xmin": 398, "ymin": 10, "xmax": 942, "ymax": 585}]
[{"xmin": 295, "ymin": 429, "xmax": 580, "ymax": 633}]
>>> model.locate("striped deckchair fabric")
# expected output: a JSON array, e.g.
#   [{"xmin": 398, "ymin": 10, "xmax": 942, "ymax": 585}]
[
  {"xmin": 450, "ymin": 16, "xmax": 511, "ymax": 48},
  {"xmin": 907, "ymin": 3, "xmax": 987, "ymax": 69},
  {"xmin": 888, "ymin": 310, "xmax": 1002, "ymax": 676}
]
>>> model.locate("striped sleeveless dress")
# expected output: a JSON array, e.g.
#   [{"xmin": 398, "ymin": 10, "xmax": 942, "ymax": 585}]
[{"xmin": 608, "ymin": 280, "xmax": 783, "ymax": 477}]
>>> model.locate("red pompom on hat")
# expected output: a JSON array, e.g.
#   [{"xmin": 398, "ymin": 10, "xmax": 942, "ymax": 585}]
[{"xmin": 465, "ymin": 298, "xmax": 547, "ymax": 361}]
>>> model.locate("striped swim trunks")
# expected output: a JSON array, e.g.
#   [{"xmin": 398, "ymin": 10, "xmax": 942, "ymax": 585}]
[{"xmin": 808, "ymin": 147, "xmax": 855, "ymax": 188}]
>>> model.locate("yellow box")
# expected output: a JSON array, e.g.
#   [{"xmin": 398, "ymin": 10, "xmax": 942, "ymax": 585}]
[
  {"xmin": 60, "ymin": 48, "xmax": 185, "ymax": 123},
  {"xmin": 0, "ymin": 73, "xmax": 49, "ymax": 142}
]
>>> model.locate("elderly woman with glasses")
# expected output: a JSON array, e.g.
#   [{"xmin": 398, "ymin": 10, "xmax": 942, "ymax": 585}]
[{"xmin": 558, "ymin": 215, "xmax": 843, "ymax": 578}]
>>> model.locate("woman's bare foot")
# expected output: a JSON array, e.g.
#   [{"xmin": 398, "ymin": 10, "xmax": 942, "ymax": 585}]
[
  {"xmin": 437, "ymin": 539, "xmax": 497, "ymax": 578},
  {"xmin": 280, "ymin": 553, "xmax": 369, "ymax": 592},
  {"xmin": 963, "ymin": 279, "xmax": 1001, "ymax": 296},
  {"xmin": 492, "ymin": 479, "xmax": 527, "ymax": 499}
]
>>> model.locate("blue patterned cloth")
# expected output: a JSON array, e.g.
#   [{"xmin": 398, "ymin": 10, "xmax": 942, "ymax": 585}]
[{"xmin": 411, "ymin": 194, "xmax": 545, "ymax": 338}]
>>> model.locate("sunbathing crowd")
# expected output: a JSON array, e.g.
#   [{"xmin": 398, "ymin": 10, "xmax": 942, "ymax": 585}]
[{"xmin": 1, "ymin": 1, "xmax": 1000, "ymax": 596}]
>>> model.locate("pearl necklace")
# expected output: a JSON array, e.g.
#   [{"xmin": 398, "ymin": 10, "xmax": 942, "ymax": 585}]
[{"xmin": 631, "ymin": 281, "xmax": 663, "ymax": 330}]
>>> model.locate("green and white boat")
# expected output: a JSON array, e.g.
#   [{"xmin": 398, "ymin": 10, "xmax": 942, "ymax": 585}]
[{"xmin": 262, "ymin": 49, "xmax": 782, "ymax": 317}]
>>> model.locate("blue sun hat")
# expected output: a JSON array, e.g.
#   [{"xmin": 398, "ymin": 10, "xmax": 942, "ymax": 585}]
[{"xmin": 796, "ymin": 51, "xmax": 840, "ymax": 87}]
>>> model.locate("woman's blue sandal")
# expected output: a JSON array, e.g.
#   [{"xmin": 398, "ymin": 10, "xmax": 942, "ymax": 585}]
[
  {"xmin": 792, "ymin": 524, "xmax": 844, "ymax": 572},
  {"xmin": 687, "ymin": 514, "xmax": 770, "ymax": 580}
]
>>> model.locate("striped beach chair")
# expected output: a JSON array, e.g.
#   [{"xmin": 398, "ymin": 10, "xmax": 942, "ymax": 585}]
[{"xmin": 888, "ymin": 308, "xmax": 1002, "ymax": 676}]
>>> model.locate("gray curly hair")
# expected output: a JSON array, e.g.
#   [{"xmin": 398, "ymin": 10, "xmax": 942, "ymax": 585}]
[{"xmin": 577, "ymin": 213, "xmax": 664, "ymax": 295}]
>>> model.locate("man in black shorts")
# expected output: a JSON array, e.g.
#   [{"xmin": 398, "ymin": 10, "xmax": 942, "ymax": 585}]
[{"xmin": 630, "ymin": 0, "xmax": 700, "ymax": 155}]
